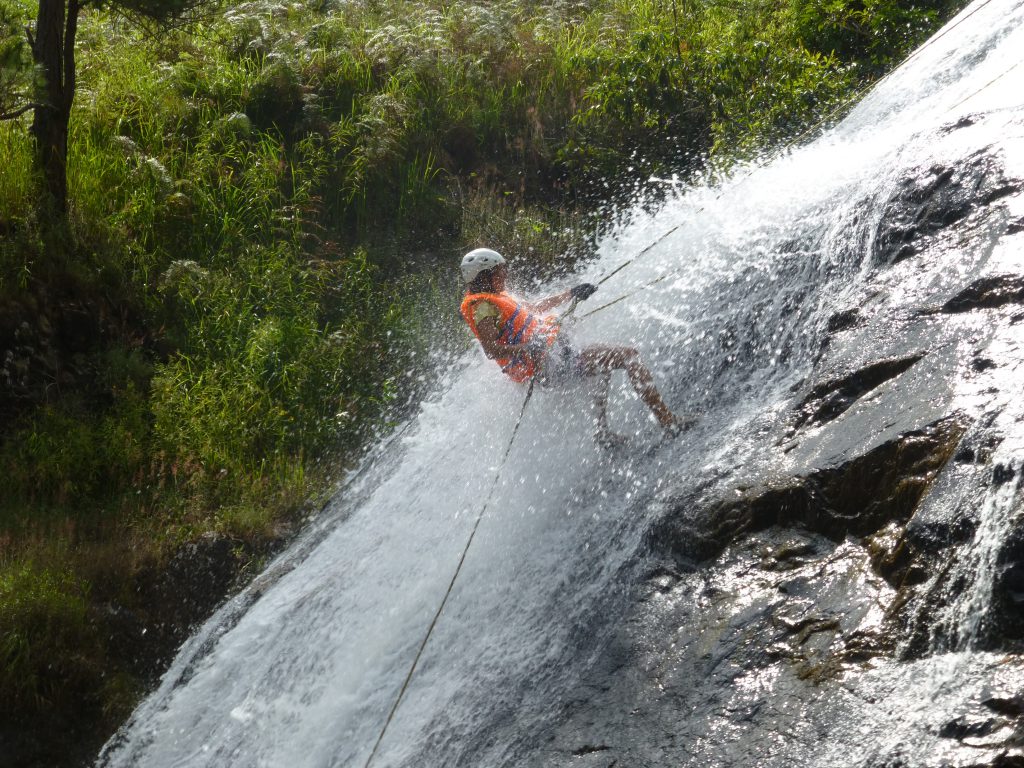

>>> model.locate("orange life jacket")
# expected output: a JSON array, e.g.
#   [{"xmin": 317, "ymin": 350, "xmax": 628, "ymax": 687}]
[{"xmin": 460, "ymin": 291, "xmax": 560, "ymax": 382}]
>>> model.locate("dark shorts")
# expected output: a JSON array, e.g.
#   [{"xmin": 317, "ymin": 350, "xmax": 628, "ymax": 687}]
[{"xmin": 537, "ymin": 338, "xmax": 586, "ymax": 388}]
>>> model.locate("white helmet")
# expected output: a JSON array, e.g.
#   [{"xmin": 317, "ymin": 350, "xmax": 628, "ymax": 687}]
[{"xmin": 460, "ymin": 248, "xmax": 506, "ymax": 283}]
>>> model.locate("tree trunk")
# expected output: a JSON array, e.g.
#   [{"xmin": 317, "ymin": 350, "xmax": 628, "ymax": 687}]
[{"xmin": 30, "ymin": 0, "xmax": 79, "ymax": 218}]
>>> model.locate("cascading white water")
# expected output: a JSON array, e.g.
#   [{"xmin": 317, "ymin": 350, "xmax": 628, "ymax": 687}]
[
  {"xmin": 926, "ymin": 328, "xmax": 1024, "ymax": 653},
  {"xmin": 98, "ymin": 1, "xmax": 1024, "ymax": 765}
]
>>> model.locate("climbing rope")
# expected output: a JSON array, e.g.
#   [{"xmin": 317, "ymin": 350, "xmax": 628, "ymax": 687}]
[
  {"xmin": 361, "ymin": 291, "xmax": 589, "ymax": 765},
  {"xmin": 946, "ymin": 57, "xmax": 1024, "ymax": 114},
  {"xmin": 578, "ymin": 49, "xmax": 1024, "ymax": 324},
  {"xmin": 574, "ymin": 0, "xmax": 1004, "ymax": 322},
  {"xmin": 362, "ymin": 379, "xmax": 536, "ymax": 768}
]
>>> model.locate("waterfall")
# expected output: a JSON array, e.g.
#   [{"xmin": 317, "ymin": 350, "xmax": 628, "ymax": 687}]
[{"xmin": 98, "ymin": 0, "xmax": 1024, "ymax": 765}]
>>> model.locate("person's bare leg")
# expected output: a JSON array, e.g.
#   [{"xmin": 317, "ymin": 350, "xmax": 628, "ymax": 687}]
[
  {"xmin": 621, "ymin": 351, "xmax": 677, "ymax": 427},
  {"xmin": 579, "ymin": 345, "xmax": 683, "ymax": 432},
  {"xmin": 590, "ymin": 369, "xmax": 626, "ymax": 447}
]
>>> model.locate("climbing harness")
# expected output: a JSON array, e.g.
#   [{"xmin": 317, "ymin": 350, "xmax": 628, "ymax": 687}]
[{"xmin": 362, "ymin": 379, "xmax": 536, "ymax": 768}]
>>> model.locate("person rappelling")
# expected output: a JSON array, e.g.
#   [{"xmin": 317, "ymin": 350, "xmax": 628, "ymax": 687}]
[{"xmin": 459, "ymin": 247, "xmax": 690, "ymax": 447}]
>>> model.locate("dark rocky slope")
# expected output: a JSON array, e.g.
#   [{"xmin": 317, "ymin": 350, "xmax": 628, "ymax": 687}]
[{"xmin": 537, "ymin": 136, "xmax": 1024, "ymax": 767}]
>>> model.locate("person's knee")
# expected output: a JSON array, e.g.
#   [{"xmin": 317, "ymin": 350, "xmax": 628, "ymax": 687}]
[
  {"xmin": 615, "ymin": 346, "xmax": 639, "ymax": 365},
  {"xmin": 583, "ymin": 344, "xmax": 640, "ymax": 373},
  {"xmin": 621, "ymin": 347, "xmax": 643, "ymax": 371}
]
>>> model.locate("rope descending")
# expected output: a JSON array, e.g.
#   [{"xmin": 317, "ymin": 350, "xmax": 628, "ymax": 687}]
[{"xmin": 362, "ymin": 379, "xmax": 536, "ymax": 768}]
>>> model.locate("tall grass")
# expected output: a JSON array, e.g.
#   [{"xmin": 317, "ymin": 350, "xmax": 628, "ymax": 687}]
[
  {"xmin": 0, "ymin": 124, "xmax": 38, "ymax": 290},
  {"xmin": 0, "ymin": 560, "xmax": 100, "ymax": 718}
]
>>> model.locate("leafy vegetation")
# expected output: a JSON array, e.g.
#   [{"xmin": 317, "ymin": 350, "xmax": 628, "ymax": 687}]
[
  {"xmin": 0, "ymin": 563, "xmax": 97, "ymax": 712},
  {"xmin": 0, "ymin": 0, "xmax": 965, "ymax": 763}
]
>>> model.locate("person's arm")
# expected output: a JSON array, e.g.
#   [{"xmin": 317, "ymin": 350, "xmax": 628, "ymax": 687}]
[
  {"xmin": 529, "ymin": 288, "xmax": 573, "ymax": 314},
  {"xmin": 529, "ymin": 283, "xmax": 599, "ymax": 314}
]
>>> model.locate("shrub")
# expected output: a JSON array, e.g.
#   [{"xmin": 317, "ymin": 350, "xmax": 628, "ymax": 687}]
[
  {"xmin": 0, "ymin": 389, "xmax": 150, "ymax": 520},
  {"xmin": 790, "ymin": 0, "xmax": 953, "ymax": 72},
  {"xmin": 0, "ymin": 561, "xmax": 101, "ymax": 718},
  {"xmin": 0, "ymin": 0, "xmax": 31, "ymax": 116},
  {"xmin": 247, "ymin": 58, "xmax": 306, "ymax": 137},
  {"xmin": 151, "ymin": 245, "xmax": 402, "ymax": 510}
]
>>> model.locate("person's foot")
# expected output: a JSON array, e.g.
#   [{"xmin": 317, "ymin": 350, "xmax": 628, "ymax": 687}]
[
  {"xmin": 660, "ymin": 413, "xmax": 697, "ymax": 438},
  {"xmin": 595, "ymin": 428, "xmax": 629, "ymax": 450}
]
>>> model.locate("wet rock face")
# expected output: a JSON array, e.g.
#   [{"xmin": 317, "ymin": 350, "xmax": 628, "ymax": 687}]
[
  {"xmin": 539, "ymin": 530, "xmax": 1024, "ymax": 768},
  {"xmin": 868, "ymin": 150, "xmax": 1021, "ymax": 267},
  {"xmin": 533, "ymin": 126, "xmax": 1024, "ymax": 767},
  {"xmin": 791, "ymin": 354, "xmax": 925, "ymax": 430},
  {"xmin": 992, "ymin": 492, "xmax": 1024, "ymax": 643},
  {"xmin": 941, "ymin": 274, "xmax": 1024, "ymax": 314},
  {"xmin": 648, "ymin": 418, "xmax": 963, "ymax": 564}
]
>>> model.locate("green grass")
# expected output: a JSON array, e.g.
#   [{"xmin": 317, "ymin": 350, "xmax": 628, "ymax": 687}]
[{"xmin": 0, "ymin": 559, "xmax": 100, "ymax": 718}]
